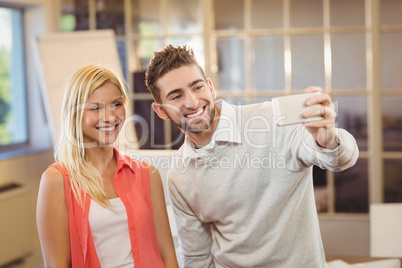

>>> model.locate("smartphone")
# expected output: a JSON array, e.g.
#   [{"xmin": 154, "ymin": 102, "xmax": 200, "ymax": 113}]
[{"xmin": 272, "ymin": 92, "xmax": 323, "ymax": 126}]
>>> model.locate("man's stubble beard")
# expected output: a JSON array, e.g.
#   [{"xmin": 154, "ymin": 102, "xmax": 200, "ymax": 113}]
[{"xmin": 173, "ymin": 105, "xmax": 216, "ymax": 134}]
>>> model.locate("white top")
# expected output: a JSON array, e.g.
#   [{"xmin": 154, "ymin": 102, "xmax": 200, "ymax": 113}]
[{"xmin": 89, "ymin": 197, "xmax": 134, "ymax": 268}]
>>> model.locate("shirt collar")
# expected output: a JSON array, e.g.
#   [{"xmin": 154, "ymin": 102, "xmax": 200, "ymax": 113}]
[
  {"xmin": 182, "ymin": 99, "xmax": 242, "ymax": 159},
  {"xmin": 114, "ymin": 147, "xmax": 136, "ymax": 173}
]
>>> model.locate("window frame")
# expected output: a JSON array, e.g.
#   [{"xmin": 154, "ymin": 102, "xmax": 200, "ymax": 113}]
[
  {"xmin": 0, "ymin": 1, "xmax": 51, "ymax": 159},
  {"xmin": 0, "ymin": 6, "xmax": 30, "ymax": 153}
]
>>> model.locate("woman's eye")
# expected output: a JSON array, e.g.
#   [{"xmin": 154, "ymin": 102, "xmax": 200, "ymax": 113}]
[{"xmin": 90, "ymin": 106, "xmax": 100, "ymax": 111}]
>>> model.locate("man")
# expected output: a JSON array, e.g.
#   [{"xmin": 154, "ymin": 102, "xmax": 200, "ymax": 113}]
[{"xmin": 145, "ymin": 45, "xmax": 358, "ymax": 267}]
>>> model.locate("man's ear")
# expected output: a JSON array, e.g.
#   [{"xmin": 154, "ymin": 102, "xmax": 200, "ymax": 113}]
[
  {"xmin": 207, "ymin": 78, "xmax": 216, "ymax": 99},
  {"xmin": 152, "ymin": 102, "xmax": 170, "ymax": 120}
]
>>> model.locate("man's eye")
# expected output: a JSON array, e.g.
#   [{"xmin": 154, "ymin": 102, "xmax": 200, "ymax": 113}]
[
  {"xmin": 195, "ymin": 85, "xmax": 203, "ymax": 91},
  {"xmin": 171, "ymin": 95, "xmax": 181, "ymax": 100}
]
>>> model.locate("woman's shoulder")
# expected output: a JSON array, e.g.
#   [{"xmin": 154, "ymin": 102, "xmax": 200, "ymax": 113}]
[
  {"xmin": 39, "ymin": 163, "xmax": 66, "ymax": 201},
  {"xmin": 41, "ymin": 162, "xmax": 70, "ymax": 189},
  {"xmin": 46, "ymin": 161, "xmax": 67, "ymax": 173},
  {"xmin": 42, "ymin": 164, "xmax": 64, "ymax": 184}
]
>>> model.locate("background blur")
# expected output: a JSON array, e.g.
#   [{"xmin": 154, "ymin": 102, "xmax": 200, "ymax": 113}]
[{"xmin": 0, "ymin": 0, "xmax": 401, "ymax": 266}]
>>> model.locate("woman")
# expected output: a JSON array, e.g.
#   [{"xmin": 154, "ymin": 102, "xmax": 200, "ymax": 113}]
[{"xmin": 36, "ymin": 64, "xmax": 178, "ymax": 267}]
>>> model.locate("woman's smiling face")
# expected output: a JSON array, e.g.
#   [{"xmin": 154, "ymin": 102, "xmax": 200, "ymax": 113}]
[{"xmin": 82, "ymin": 81, "xmax": 126, "ymax": 147}]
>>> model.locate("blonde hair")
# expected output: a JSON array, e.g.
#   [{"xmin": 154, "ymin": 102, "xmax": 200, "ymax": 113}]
[{"xmin": 55, "ymin": 64, "xmax": 129, "ymax": 207}]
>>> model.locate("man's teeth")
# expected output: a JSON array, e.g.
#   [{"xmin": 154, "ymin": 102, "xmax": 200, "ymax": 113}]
[
  {"xmin": 186, "ymin": 108, "xmax": 203, "ymax": 118},
  {"xmin": 98, "ymin": 126, "xmax": 115, "ymax": 131}
]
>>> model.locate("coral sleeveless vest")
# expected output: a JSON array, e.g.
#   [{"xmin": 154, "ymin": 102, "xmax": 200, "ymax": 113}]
[{"xmin": 49, "ymin": 149, "xmax": 164, "ymax": 267}]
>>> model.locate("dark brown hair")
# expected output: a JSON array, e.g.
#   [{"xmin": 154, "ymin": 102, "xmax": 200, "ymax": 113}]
[{"xmin": 145, "ymin": 44, "xmax": 206, "ymax": 103}]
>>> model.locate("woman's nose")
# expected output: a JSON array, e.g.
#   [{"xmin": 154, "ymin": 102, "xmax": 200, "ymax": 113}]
[{"xmin": 102, "ymin": 105, "xmax": 117, "ymax": 121}]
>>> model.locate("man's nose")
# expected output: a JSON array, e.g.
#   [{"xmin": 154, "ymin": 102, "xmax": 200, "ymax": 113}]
[{"xmin": 184, "ymin": 92, "xmax": 199, "ymax": 109}]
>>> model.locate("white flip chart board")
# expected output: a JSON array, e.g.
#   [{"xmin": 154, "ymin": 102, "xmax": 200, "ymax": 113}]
[
  {"xmin": 32, "ymin": 30, "xmax": 138, "ymax": 149},
  {"xmin": 370, "ymin": 203, "xmax": 402, "ymax": 258}
]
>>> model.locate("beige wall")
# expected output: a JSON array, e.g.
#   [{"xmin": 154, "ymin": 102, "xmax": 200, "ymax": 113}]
[
  {"xmin": 0, "ymin": 151, "xmax": 53, "ymax": 266},
  {"xmin": 2, "ymin": 0, "xmax": 58, "ymax": 33}
]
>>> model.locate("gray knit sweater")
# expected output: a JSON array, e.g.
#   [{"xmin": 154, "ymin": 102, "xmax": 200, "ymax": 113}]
[{"xmin": 168, "ymin": 100, "xmax": 359, "ymax": 268}]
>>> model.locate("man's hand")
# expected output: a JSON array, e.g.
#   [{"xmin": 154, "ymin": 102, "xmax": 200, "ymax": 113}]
[{"xmin": 302, "ymin": 86, "xmax": 338, "ymax": 150}]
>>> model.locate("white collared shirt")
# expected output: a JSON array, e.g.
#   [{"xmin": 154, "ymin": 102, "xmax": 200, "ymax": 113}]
[{"xmin": 182, "ymin": 100, "xmax": 242, "ymax": 159}]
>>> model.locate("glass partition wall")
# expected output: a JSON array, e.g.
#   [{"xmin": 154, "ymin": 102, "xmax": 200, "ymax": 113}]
[{"xmin": 58, "ymin": 0, "xmax": 402, "ymax": 214}]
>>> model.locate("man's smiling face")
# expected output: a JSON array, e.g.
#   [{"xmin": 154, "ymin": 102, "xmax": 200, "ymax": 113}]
[{"xmin": 152, "ymin": 64, "xmax": 217, "ymax": 134}]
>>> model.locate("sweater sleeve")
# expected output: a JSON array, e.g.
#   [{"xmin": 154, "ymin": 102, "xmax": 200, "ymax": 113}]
[
  {"xmin": 284, "ymin": 125, "xmax": 359, "ymax": 172},
  {"xmin": 167, "ymin": 172, "xmax": 215, "ymax": 268}
]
